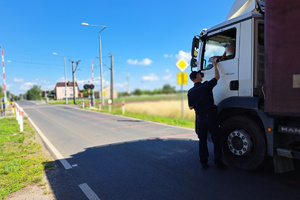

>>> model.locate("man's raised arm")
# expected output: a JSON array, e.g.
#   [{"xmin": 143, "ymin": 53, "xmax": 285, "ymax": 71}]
[{"xmin": 212, "ymin": 62, "xmax": 220, "ymax": 81}]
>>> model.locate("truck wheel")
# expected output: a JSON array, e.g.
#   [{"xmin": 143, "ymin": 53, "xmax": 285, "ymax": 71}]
[{"xmin": 221, "ymin": 115, "xmax": 266, "ymax": 171}]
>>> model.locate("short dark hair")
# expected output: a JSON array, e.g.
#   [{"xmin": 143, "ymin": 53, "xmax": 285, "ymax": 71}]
[{"xmin": 189, "ymin": 71, "xmax": 204, "ymax": 81}]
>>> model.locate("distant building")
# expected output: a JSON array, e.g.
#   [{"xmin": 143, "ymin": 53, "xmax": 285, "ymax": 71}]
[
  {"xmin": 94, "ymin": 86, "xmax": 118, "ymax": 100},
  {"xmin": 53, "ymin": 81, "xmax": 80, "ymax": 100}
]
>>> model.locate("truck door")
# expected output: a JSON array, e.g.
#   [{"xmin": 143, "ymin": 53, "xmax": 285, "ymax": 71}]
[{"xmin": 200, "ymin": 25, "xmax": 240, "ymax": 104}]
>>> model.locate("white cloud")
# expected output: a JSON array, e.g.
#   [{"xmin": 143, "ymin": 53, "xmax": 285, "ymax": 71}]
[
  {"xmin": 162, "ymin": 74, "xmax": 172, "ymax": 81},
  {"xmin": 127, "ymin": 59, "xmax": 138, "ymax": 65},
  {"xmin": 162, "ymin": 69, "xmax": 172, "ymax": 81},
  {"xmin": 57, "ymin": 77, "xmax": 71, "ymax": 83},
  {"xmin": 114, "ymin": 83, "xmax": 125, "ymax": 89},
  {"xmin": 142, "ymin": 73, "xmax": 159, "ymax": 82},
  {"xmin": 127, "ymin": 58, "xmax": 153, "ymax": 66},
  {"xmin": 20, "ymin": 82, "xmax": 36, "ymax": 91},
  {"xmin": 163, "ymin": 54, "xmax": 173, "ymax": 58},
  {"xmin": 47, "ymin": 85, "xmax": 55, "ymax": 90},
  {"xmin": 13, "ymin": 77, "xmax": 23, "ymax": 83},
  {"xmin": 6, "ymin": 84, "xmax": 11, "ymax": 90},
  {"xmin": 175, "ymin": 50, "xmax": 191, "ymax": 63},
  {"xmin": 205, "ymin": 44, "xmax": 224, "ymax": 58}
]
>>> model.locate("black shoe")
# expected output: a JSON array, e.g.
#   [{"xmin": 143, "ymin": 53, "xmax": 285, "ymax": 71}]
[
  {"xmin": 202, "ymin": 163, "xmax": 209, "ymax": 169},
  {"xmin": 215, "ymin": 163, "xmax": 227, "ymax": 170}
]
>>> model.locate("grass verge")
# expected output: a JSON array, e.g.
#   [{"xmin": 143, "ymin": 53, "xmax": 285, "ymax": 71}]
[
  {"xmin": 83, "ymin": 105, "xmax": 195, "ymax": 129},
  {"xmin": 49, "ymin": 93, "xmax": 187, "ymax": 105},
  {"xmin": 0, "ymin": 117, "xmax": 53, "ymax": 199}
]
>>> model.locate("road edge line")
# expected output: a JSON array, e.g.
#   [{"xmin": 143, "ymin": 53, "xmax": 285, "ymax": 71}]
[
  {"xmin": 78, "ymin": 183, "xmax": 101, "ymax": 200},
  {"xmin": 23, "ymin": 111, "xmax": 72, "ymax": 170}
]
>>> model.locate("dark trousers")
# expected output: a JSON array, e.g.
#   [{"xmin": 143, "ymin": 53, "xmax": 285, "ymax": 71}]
[{"xmin": 195, "ymin": 112, "xmax": 223, "ymax": 165}]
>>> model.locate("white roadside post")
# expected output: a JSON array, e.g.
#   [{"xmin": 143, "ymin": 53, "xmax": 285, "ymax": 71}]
[
  {"xmin": 19, "ymin": 108, "xmax": 23, "ymax": 132},
  {"xmin": 122, "ymin": 101, "xmax": 125, "ymax": 115},
  {"xmin": 99, "ymin": 102, "xmax": 102, "ymax": 110},
  {"xmin": 15, "ymin": 103, "xmax": 19, "ymax": 122},
  {"xmin": 108, "ymin": 99, "xmax": 112, "ymax": 112}
]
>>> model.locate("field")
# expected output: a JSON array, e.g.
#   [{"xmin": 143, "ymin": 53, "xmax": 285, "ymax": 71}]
[
  {"xmin": 125, "ymin": 100, "xmax": 195, "ymax": 122},
  {"xmin": 48, "ymin": 93, "xmax": 185, "ymax": 104},
  {"xmin": 0, "ymin": 117, "xmax": 53, "ymax": 199},
  {"xmin": 83, "ymin": 99, "xmax": 196, "ymax": 128}
]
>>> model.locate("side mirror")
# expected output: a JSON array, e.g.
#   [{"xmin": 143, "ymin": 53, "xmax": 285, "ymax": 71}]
[
  {"xmin": 204, "ymin": 64, "xmax": 213, "ymax": 70},
  {"xmin": 190, "ymin": 58, "xmax": 198, "ymax": 68},
  {"xmin": 191, "ymin": 36, "xmax": 200, "ymax": 58}
]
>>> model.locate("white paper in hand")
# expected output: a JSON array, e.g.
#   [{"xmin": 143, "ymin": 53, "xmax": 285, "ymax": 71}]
[{"xmin": 208, "ymin": 57, "xmax": 217, "ymax": 63}]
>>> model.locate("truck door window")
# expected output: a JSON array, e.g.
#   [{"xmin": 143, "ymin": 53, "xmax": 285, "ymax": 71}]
[{"xmin": 202, "ymin": 28, "xmax": 236, "ymax": 70}]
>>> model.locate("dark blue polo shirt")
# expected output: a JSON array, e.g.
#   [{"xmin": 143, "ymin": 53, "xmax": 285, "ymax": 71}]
[{"xmin": 187, "ymin": 78, "xmax": 217, "ymax": 115}]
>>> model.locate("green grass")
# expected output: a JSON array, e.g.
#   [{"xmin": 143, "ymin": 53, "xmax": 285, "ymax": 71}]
[
  {"xmin": 0, "ymin": 118, "xmax": 53, "ymax": 199},
  {"xmin": 84, "ymin": 105, "xmax": 195, "ymax": 129},
  {"xmin": 48, "ymin": 93, "xmax": 187, "ymax": 105}
]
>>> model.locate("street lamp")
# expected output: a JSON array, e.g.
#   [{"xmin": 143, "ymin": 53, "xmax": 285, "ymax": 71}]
[
  {"xmin": 81, "ymin": 22, "xmax": 107, "ymax": 106},
  {"xmin": 53, "ymin": 52, "xmax": 68, "ymax": 104}
]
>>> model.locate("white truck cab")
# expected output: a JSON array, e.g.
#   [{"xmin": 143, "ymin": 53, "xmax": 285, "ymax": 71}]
[
  {"xmin": 190, "ymin": 0, "xmax": 300, "ymax": 173},
  {"xmin": 195, "ymin": 12, "xmax": 264, "ymax": 104}
]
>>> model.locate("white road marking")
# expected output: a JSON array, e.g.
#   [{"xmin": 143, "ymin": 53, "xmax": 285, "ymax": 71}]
[
  {"xmin": 79, "ymin": 183, "xmax": 101, "ymax": 200},
  {"xmin": 24, "ymin": 111, "xmax": 72, "ymax": 170}
]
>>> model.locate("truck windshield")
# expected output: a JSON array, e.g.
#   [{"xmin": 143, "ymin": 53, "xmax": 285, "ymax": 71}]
[{"xmin": 202, "ymin": 28, "xmax": 236, "ymax": 70}]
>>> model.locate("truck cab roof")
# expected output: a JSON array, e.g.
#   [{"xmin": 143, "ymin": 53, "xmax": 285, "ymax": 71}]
[{"xmin": 201, "ymin": 12, "xmax": 263, "ymax": 36}]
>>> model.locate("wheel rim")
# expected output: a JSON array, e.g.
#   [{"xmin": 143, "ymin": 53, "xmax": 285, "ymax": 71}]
[{"xmin": 227, "ymin": 129, "xmax": 252, "ymax": 156}]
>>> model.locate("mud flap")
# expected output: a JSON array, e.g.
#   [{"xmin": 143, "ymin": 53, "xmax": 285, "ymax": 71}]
[{"xmin": 273, "ymin": 156, "xmax": 294, "ymax": 173}]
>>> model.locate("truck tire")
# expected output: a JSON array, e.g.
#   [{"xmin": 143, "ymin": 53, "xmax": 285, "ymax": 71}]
[{"xmin": 221, "ymin": 115, "xmax": 266, "ymax": 171}]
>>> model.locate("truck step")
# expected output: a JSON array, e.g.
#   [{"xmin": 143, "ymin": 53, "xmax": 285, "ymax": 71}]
[{"xmin": 276, "ymin": 148, "xmax": 300, "ymax": 159}]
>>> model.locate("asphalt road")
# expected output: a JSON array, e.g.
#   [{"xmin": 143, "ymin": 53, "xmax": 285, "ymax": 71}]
[{"xmin": 18, "ymin": 101, "xmax": 300, "ymax": 200}]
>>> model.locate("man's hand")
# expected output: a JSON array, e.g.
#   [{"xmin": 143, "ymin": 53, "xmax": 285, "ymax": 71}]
[
  {"xmin": 212, "ymin": 62, "xmax": 220, "ymax": 81},
  {"xmin": 189, "ymin": 106, "xmax": 194, "ymax": 110}
]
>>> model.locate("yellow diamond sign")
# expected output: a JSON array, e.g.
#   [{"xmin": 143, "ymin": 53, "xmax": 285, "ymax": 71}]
[{"xmin": 176, "ymin": 58, "xmax": 188, "ymax": 72}]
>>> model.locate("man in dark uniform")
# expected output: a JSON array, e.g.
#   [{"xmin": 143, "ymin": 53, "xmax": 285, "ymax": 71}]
[{"xmin": 187, "ymin": 62, "xmax": 226, "ymax": 169}]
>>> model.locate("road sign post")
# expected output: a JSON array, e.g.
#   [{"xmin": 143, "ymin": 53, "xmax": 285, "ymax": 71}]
[{"xmin": 176, "ymin": 59, "xmax": 189, "ymax": 120}]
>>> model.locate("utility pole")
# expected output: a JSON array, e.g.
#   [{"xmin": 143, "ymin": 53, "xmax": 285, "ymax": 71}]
[
  {"xmin": 69, "ymin": 60, "xmax": 80, "ymax": 104},
  {"xmin": 109, "ymin": 54, "xmax": 114, "ymax": 103},
  {"xmin": 71, "ymin": 61, "xmax": 76, "ymax": 104},
  {"xmin": 44, "ymin": 78, "xmax": 47, "ymax": 102},
  {"xmin": 99, "ymin": 33, "xmax": 105, "ymax": 106}
]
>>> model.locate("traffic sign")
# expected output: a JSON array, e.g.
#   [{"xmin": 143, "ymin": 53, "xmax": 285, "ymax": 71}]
[
  {"xmin": 176, "ymin": 58, "xmax": 189, "ymax": 72},
  {"xmin": 103, "ymin": 91, "xmax": 107, "ymax": 96},
  {"xmin": 177, "ymin": 72, "xmax": 188, "ymax": 85}
]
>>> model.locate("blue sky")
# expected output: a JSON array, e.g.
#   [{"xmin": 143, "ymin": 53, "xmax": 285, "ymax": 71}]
[{"xmin": 0, "ymin": 0, "xmax": 234, "ymax": 95}]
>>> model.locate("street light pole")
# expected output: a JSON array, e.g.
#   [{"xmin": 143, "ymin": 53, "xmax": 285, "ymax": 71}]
[
  {"xmin": 81, "ymin": 22, "xmax": 106, "ymax": 106},
  {"xmin": 64, "ymin": 56, "xmax": 67, "ymax": 104},
  {"xmin": 99, "ymin": 33, "xmax": 104, "ymax": 106},
  {"xmin": 53, "ymin": 52, "xmax": 68, "ymax": 104}
]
